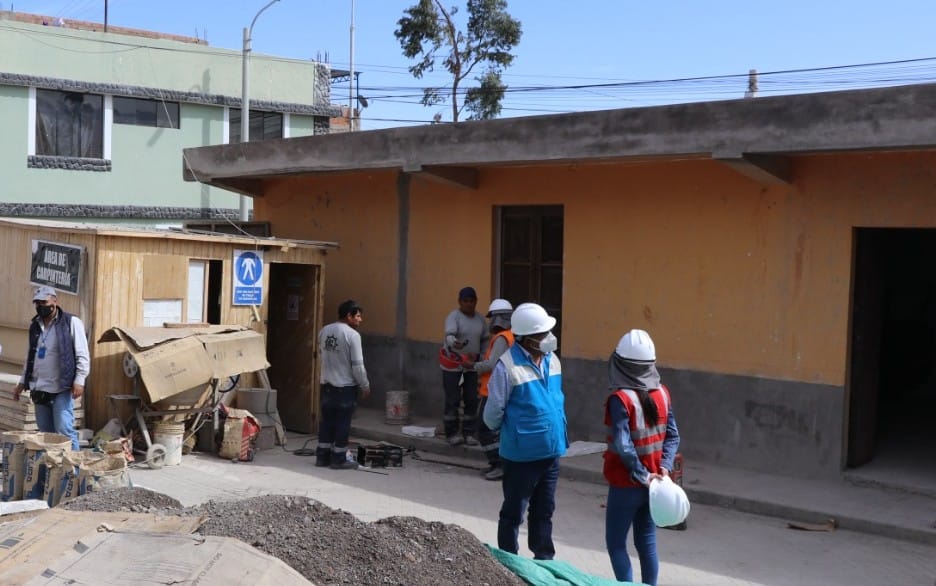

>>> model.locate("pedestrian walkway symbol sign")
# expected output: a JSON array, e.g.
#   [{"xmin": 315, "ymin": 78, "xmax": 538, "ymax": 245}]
[{"xmin": 233, "ymin": 249, "xmax": 263, "ymax": 305}]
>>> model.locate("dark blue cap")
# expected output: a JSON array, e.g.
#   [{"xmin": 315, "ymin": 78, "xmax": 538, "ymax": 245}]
[{"xmin": 458, "ymin": 286, "xmax": 477, "ymax": 300}]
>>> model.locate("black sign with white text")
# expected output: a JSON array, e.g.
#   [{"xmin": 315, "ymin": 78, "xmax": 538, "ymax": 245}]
[{"xmin": 30, "ymin": 240, "xmax": 83, "ymax": 295}]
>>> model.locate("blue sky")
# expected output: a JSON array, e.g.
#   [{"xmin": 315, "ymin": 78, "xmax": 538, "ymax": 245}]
[{"xmin": 14, "ymin": 0, "xmax": 936, "ymax": 130}]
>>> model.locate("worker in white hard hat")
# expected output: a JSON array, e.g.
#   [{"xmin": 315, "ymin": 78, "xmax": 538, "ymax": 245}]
[
  {"xmin": 483, "ymin": 302, "xmax": 567, "ymax": 560},
  {"xmin": 467, "ymin": 298, "xmax": 514, "ymax": 480},
  {"xmin": 603, "ymin": 329, "xmax": 680, "ymax": 586}
]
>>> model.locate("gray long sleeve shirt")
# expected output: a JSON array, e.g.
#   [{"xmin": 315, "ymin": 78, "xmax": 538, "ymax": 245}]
[
  {"xmin": 442, "ymin": 309, "xmax": 488, "ymax": 371},
  {"xmin": 318, "ymin": 321, "xmax": 369, "ymax": 389}
]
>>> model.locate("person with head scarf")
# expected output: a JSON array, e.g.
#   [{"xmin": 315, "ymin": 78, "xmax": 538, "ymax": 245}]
[{"xmin": 603, "ymin": 329, "xmax": 680, "ymax": 585}]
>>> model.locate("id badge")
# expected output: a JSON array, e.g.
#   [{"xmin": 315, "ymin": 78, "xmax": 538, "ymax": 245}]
[{"xmin": 37, "ymin": 346, "xmax": 46, "ymax": 359}]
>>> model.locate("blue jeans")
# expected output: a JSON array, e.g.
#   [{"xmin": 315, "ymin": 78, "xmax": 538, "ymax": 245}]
[
  {"xmin": 318, "ymin": 385, "xmax": 358, "ymax": 455},
  {"xmin": 498, "ymin": 457, "xmax": 560, "ymax": 559},
  {"xmin": 34, "ymin": 391, "xmax": 79, "ymax": 451},
  {"xmin": 606, "ymin": 485, "xmax": 658, "ymax": 585}
]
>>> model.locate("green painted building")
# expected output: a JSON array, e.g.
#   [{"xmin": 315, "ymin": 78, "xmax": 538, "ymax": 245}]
[{"xmin": 0, "ymin": 12, "xmax": 341, "ymax": 224}]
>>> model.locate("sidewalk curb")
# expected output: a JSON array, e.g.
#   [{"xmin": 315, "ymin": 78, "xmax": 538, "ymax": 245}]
[{"xmin": 351, "ymin": 420, "xmax": 936, "ymax": 547}]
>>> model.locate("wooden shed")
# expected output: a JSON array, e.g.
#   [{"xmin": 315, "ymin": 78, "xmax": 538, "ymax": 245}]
[{"xmin": 0, "ymin": 218, "xmax": 334, "ymax": 433}]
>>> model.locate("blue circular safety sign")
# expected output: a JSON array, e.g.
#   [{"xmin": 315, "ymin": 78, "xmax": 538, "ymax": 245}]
[{"xmin": 235, "ymin": 251, "xmax": 262, "ymax": 285}]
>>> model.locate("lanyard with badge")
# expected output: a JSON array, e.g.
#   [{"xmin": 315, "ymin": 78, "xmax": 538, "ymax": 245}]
[{"xmin": 37, "ymin": 324, "xmax": 51, "ymax": 359}]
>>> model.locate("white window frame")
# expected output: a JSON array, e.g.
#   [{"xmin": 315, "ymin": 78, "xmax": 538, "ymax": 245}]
[{"xmin": 30, "ymin": 87, "xmax": 111, "ymax": 160}]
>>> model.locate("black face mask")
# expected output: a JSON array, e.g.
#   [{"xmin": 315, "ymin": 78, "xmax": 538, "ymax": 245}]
[{"xmin": 36, "ymin": 304, "xmax": 54, "ymax": 319}]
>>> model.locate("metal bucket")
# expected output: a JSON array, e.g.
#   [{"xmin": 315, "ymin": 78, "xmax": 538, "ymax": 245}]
[{"xmin": 384, "ymin": 390, "xmax": 410, "ymax": 425}]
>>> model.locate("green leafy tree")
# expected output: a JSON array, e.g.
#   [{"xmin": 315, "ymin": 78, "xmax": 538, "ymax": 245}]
[{"xmin": 395, "ymin": 0, "xmax": 522, "ymax": 122}]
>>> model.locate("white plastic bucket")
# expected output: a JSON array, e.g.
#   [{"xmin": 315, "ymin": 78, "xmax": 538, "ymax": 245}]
[
  {"xmin": 153, "ymin": 422, "xmax": 184, "ymax": 466},
  {"xmin": 385, "ymin": 390, "xmax": 410, "ymax": 425}
]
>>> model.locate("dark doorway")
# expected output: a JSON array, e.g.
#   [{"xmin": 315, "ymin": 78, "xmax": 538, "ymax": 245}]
[
  {"xmin": 498, "ymin": 205, "xmax": 564, "ymax": 336},
  {"xmin": 206, "ymin": 260, "xmax": 223, "ymax": 324},
  {"xmin": 267, "ymin": 263, "xmax": 321, "ymax": 433},
  {"xmin": 848, "ymin": 229, "xmax": 936, "ymax": 485}
]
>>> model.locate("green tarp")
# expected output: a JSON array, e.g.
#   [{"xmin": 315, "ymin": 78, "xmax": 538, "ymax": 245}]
[{"xmin": 486, "ymin": 545, "xmax": 641, "ymax": 586}]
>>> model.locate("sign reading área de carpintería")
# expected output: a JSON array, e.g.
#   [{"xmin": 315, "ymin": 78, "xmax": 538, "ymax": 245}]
[{"xmin": 30, "ymin": 240, "xmax": 83, "ymax": 295}]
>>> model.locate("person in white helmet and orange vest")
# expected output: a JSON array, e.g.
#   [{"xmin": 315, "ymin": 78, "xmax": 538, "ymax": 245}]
[
  {"xmin": 483, "ymin": 302, "xmax": 567, "ymax": 560},
  {"xmin": 603, "ymin": 329, "xmax": 680, "ymax": 586},
  {"xmin": 467, "ymin": 298, "xmax": 514, "ymax": 480}
]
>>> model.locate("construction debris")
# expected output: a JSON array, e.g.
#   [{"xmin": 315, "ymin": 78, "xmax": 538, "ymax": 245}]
[{"xmin": 62, "ymin": 488, "xmax": 524, "ymax": 585}]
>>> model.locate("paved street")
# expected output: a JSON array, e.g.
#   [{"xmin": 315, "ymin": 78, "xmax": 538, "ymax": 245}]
[{"xmin": 133, "ymin": 443, "xmax": 936, "ymax": 586}]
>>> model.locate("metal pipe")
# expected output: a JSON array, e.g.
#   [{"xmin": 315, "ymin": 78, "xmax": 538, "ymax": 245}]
[
  {"xmin": 349, "ymin": 0, "xmax": 355, "ymax": 131},
  {"xmin": 240, "ymin": 0, "xmax": 280, "ymax": 221}
]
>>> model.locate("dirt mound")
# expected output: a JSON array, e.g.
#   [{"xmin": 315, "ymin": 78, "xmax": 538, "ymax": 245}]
[
  {"xmin": 61, "ymin": 489, "xmax": 523, "ymax": 586},
  {"xmin": 62, "ymin": 487, "xmax": 183, "ymax": 513}
]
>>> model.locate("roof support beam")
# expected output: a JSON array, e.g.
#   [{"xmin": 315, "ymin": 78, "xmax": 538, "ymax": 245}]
[
  {"xmin": 713, "ymin": 152, "xmax": 792, "ymax": 185},
  {"xmin": 402, "ymin": 164, "xmax": 478, "ymax": 190}
]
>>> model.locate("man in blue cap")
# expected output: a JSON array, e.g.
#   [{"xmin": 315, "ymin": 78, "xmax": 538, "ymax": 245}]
[
  {"xmin": 13, "ymin": 285, "xmax": 90, "ymax": 451},
  {"xmin": 440, "ymin": 286, "xmax": 488, "ymax": 446}
]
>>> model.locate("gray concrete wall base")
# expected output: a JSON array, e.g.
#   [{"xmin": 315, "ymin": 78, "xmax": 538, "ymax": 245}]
[{"xmin": 360, "ymin": 334, "xmax": 845, "ymax": 479}]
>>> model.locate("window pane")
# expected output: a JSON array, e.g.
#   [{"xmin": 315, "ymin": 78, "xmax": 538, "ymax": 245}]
[
  {"xmin": 229, "ymin": 108, "xmax": 283, "ymax": 142},
  {"xmin": 36, "ymin": 89, "xmax": 103, "ymax": 158},
  {"xmin": 501, "ymin": 265, "xmax": 530, "ymax": 306},
  {"xmin": 541, "ymin": 215, "xmax": 564, "ymax": 263},
  {"xmin": 502, "ymin": 216, "xmax": 531, "ymax": 263},
  {"xmin": 114, "ymin": 96, "xmax": 156, "ymax": 126},
  {"xmin": 156, "ymin": 102, "xmax": 180, "ymax": 129},
  {"xmin": 540, "ymin": 266, "xmax": 563, "ymax": 308}
]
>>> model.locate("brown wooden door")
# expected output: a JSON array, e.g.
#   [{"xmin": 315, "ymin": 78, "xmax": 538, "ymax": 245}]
[
  {"xmin": 267, "ymin": 263, "xmax": 320, "ymax": 433},
  {"xmin": 499, "ymin": 206, "xmax": 564, "ymax": 338}
]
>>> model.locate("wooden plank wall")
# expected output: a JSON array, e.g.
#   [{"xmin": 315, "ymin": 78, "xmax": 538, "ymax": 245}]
[
  {"xmin": 88, "ymin": 235, "xmax": 327, "ymax": 429},
  {"xmin": 0, "ymin": 224, "xmax": 97, "ymax": 377}
]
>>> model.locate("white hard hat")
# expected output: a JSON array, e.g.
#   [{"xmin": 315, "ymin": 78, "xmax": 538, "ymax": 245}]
[
  {"xmin": 649, "ymin": 476, "xmax": 690, "ymax": 527},
  {"xmin": 486, "ymin": 298, "xmax": 513, "ymax": 317},
  {"xmin": 614, "ymin": 329, "xmax": 656, "ymax": 361},
  {"xmin": 511, "ymin": 303, "xmax": 556, "ymax": 336}
]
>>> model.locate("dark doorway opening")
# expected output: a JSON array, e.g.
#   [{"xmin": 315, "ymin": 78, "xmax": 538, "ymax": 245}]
[
  {"xmin": 206, "ymin": 260, "xmax": 223, "ymax": 324},
  {"xmin": 498, "ymin": 205, "xmax": 564, "ymax": 338},
  {"xmin": 848, "ymin": 228, "xmax": 936, "ymax": 491},
  {"xmin": 267, "ymin": 263, "xmax": 321, "ymax": 433}
]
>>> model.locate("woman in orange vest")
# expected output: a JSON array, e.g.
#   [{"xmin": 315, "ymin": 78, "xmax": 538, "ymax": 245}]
[
  {"xmin": 465, "ymin": 298, "xmax": 514, "ymax": 480},
  {"xmin": 603, "ymin": 329, "xmax": 680, "ymax": 586}
]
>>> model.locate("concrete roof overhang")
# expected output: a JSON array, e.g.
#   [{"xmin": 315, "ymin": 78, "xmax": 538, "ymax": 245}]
[{"xmin": 183, "ymin": 82, "xmax": 936, "ymax": 195}]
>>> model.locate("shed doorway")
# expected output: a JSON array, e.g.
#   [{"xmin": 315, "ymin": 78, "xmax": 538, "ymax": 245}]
[
  {"xmin": 267, "ymin": 263, "xmax": 321, "ymax": 433},
  {"xmin": 848, "ymin": 228, "xmax": 936, "ymax": 490}
]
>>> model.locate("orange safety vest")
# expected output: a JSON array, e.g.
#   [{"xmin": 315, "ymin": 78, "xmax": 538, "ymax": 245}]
[
  {"xmin": 602, "ymin": 384, "xmax": 671, "ymax": 488},
  {"xmin": 479, "ymin": 329, "xmax": 515, "ymax": 397}
]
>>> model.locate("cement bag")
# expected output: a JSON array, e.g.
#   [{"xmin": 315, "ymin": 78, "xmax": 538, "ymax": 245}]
[
  {"xmin": 23, "ymin": 433, "xmax": 71, "ymax": 501},
  {"xmin": 103, "ymin": 438, "xmax": 135, "ymax": 463},
  {"xmin": 79, "ymin": 454, "xmax": 131, "ymax": 494},
  {"xmin": 2, "ymin": 431, "xmax": 35, "ymax": 501},
  {"xmin": 218, "ymin": 408, "xmax": 261, "ymax": 462},
  {"xmin": 45, "ymin": 450, "xmax": 105, "ymax": 507}
]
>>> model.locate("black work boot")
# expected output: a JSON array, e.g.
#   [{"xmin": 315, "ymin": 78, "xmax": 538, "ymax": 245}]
[
  {"xmin": 315, "ymin": 447, "xmax": 330, "ymax": 467},
  {"xmin": 329, "ymin": 449, "xmax": 358, "ymax": 470}
]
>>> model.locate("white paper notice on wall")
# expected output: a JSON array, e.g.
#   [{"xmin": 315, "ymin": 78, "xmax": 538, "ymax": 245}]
[{"xmin": 143, "ymin": 299, "xmax": 183, "ymax": 327}]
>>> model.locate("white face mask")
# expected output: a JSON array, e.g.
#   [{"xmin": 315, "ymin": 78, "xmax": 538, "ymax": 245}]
[{"xmin": 537, "ymin": 332, "xmax": 558, "ymax": 354}]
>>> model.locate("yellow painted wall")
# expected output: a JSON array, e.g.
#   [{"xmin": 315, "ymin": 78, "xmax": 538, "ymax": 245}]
[
  {"xmin": 257, "ymin": 150, "xmax": 936, "ymax": 388},
  {"xmin": 259, "ymin": 173, "xmax": 399, "ymax": 335}
]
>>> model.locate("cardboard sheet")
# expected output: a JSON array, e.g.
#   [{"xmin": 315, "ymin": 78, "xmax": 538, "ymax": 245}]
[
  {"xmin": 97, "ymin": 326, "xmax": 270, "ymax": 404},
  {"xmin": 25, "ymin": 532, "xmax": 312, "ymax": 585},
  {"xmin": 0, "ymin": 508, "xmax": 205, "ymax": 584}
]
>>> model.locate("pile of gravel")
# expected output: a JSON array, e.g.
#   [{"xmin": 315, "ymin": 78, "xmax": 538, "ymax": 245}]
[
  {"xmin": 62, "ymin": 487, "xmax": 182, "ymax": 513},
  {"xmin": 61, "ymin": 490, "xmax": 523, "ymax": 586}
]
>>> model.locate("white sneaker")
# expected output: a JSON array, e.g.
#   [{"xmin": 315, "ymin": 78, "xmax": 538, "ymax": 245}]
[
  {"xmin": 447, "ymin": 436, "xmax": 465, "ymax": 446},
  {"xmin": 464, "ymin": 436, "xmax": 480, "ymax": 446}
]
